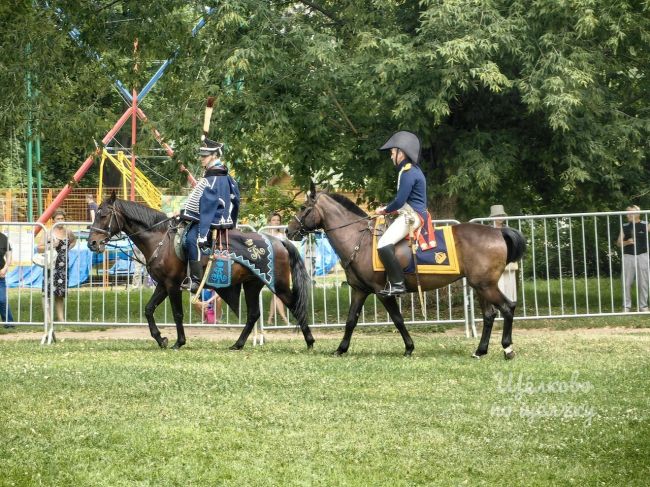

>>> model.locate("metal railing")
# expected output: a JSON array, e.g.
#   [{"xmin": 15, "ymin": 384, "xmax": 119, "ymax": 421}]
[
  {"xmin": 469, "ymin": 210, "xmax": 650, "ymax": 328},
  {"xmin": 3, "ymin": 210, "xmax": 648, "ymax": 344}
]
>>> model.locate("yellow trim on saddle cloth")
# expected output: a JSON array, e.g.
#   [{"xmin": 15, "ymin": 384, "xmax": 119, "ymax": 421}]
[{"xmin": 372, "ymin": 220, "xmax": 460, "ymax": 275}]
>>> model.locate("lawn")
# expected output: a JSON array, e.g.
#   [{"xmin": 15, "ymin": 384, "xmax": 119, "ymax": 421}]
[
  {"xmin": 5, "ymin": 275, "xmax": 646, "ymax": 328},
  {"xmin": 0, "ymin": 328, "xmax": 648, "ymax": 486}
]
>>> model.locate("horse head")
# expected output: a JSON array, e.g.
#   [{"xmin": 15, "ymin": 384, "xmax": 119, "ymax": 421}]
[
  {"xmin": 87, "ymin": 191, "xmax": 123, "ymax": 252},
  {"xmin": 286, "ymin": 181, "xmax": 325, "ymax": 239}
]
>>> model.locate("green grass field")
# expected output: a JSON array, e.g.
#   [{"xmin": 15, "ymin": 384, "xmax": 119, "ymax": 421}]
[
  {"xmin": 5, "ymin": 275, "xmax": 647, "ymax": 327},
  {"xmin": 1, "ymin": 327, "xmax": 648, "ymax": 486}
]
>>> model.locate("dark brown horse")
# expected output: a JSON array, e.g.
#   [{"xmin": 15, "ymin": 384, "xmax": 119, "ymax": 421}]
[
  {"xmin": 87, "ymin": 193, "xmax": 314, "ymax": 350},
  {"xmin": 286, "ymin": 185, "xmax": 526, "ymax": 358}
]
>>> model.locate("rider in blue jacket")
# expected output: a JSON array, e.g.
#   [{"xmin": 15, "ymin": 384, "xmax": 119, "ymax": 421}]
[
  {"xmin": 375, "ymin": 131, "xmax": 427, "ymax": 296},
  {"xmin": 181, "ymin": 137, "xmax": 240, "ymax": 292}
]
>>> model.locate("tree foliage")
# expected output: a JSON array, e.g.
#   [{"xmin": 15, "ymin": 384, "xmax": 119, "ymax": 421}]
[{"xmin": 1, "ymin": 0, "xmax": 648, "ymax": 219}]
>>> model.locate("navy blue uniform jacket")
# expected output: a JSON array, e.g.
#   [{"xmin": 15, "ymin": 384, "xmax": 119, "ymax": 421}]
[
  {"xmin": 182, "ymin": 165, "xmax": 240, "ymax": 238},
  {"xmin": 385, "ymin": 159, "xmax": 427, "ymax": 220}
]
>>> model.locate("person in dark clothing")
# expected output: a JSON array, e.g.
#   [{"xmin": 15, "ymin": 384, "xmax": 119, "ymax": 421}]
[
  {"xmin": 180, "ymin": 137, "xmax": 240, "ymax": 293},
  {"xmin": 86, "ymin": 194, "xmax": 98, "ymax": 222},
  {"xmin": 617, "ymin": 205, "xmax": 649, "ymax": 312},
  {"xmin": 375, "ymin": 131, "xmax": 427, "ymax": 296},
  {"xmin": 0, "ymin": 230, "xmax": 15, "ymax": 327},
  {"xmin": 38, "ymin": 210, "xmax": 77, "ymax": 322}
]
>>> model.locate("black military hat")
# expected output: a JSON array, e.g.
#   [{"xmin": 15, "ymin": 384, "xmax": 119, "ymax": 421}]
[
  {"xmin": 198, "ymin": 137, "xmax": 224, "ymax": 157},
  {"xmin": 379, "ymin": 130, "xmax": 421, "ymax": 164}
]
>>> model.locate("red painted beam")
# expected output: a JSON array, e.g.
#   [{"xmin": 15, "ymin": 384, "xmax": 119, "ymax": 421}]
[
  {"xmin": 34, "ymin": 108, "xmax": 133, "ymax": 234},
  {"xmin": 136, "ymin": 107, "xmax": 197, "ymax": 187}
]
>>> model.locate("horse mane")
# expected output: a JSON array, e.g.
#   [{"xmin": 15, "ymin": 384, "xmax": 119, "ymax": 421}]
[
  {"xmin": 115, "ymin": 199, "xmax": 168, "ymax": 228},
  {"xmin": 324, "ymin": 193, "xmax": 368, "ymax": 218}
]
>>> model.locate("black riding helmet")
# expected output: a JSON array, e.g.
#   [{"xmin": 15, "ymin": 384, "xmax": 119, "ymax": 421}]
[{"xmin": 379, "ymin": 130, "xmax": 421, "ymax": 164}]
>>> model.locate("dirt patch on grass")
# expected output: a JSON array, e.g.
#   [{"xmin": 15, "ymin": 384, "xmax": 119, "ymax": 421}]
[{"xmin": 1, "ymin": 324, "xmax": 648, "ymax": 342}]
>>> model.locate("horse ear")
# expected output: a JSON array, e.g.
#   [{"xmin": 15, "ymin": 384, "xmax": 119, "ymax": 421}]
[
  {"xmin": 308, "ymin": 181, "xmax": 316, "ymax": 200},
  {"xmin": 108, "ymin": 190, "xmax": 116, "ymax": 204}
]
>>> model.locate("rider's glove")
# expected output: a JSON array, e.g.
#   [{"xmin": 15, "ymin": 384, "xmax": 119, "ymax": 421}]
[{"xmin": 197, "ymin": 236, "xmax": 210, "ymax": 250}]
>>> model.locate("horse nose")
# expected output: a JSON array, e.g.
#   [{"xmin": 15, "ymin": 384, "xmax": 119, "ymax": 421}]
[{"xmin": 88, "ymin": 240, "xmax": 96, "ymax": 251}]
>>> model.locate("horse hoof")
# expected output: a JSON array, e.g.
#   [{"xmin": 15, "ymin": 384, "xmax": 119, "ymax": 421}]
[
  {"xmin": 472, "ymin": 352, "xmax": 483, "ymax": 359},
  {"xmin": 404, "ymin": 349, "xmax": 414, "ymax": 357},
  {"xmin": 333, "ymin": 349, "xmax": 346, "ymax": 356},
  {"xmin": 160, "ymin": 337, "xmax": 168, "ymax": 348},
  {"xmin": 229, "ymin": 344, "xmax": 243, "ymax": 351},
  {"xmin": 503, "ymin": 347, "xmax": 515, "ymax": 360}
]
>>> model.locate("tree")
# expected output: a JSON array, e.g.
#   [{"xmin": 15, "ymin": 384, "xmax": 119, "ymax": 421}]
[{"xmin": 1, "ymin": 1, "xmax": 648, "ymax": 220}]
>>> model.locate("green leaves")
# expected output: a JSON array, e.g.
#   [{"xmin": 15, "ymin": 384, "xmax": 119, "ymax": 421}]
[{"xmin": 0, "ymin": 0, "xmax": 647, "ymax": 217}]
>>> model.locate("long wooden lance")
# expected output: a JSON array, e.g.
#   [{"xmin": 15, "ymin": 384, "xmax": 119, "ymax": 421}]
[{"xmin": 191, "ymin": 97, "xmax": 218, "ymax": 304}]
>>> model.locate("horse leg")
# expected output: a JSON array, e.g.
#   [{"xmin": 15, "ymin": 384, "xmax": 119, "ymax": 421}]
[
  {"xmin": 474, "ymin": 286, "xmax": 516, "ymax": 360},
  {"xmin": 472, "ymin": 289, "xmax": 500, "ymax": 358},
  {"xmin": 216, "ymin": 283, "xmax": 242, "ymax": 319},
  {"xmin": 378, "ymin": 295, "xmax": 415, "ymax": 356},
  {"xmin": 275, "ymin": 284, "xmax": 315, "ymax": 349},
  {"xmin": 144, "ymin": 283, "xmax": 169, "ymax": 348},
  {"xmin": 168, "ymin": 288, "xmax": 186, "ymax": 350},
  {"xmin": 335, "ymin": 288, "xmax": 368, "ymax": 356},
  {"xmin": 230, "ymin": 280, "xmax": 264, "ymax": 351},
  {"xmin": 499, "ymin": 296, "xmax": 516, "ymax": 360}
]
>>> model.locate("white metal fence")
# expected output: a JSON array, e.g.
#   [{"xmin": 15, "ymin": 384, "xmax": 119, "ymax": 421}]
[
  {"xmin": 2, "ymin": 210, "xmax": 648, "ymax": 343},
  {"xmin": 469, "ymin": 210, "xmax": 650, "ymax": 328}
]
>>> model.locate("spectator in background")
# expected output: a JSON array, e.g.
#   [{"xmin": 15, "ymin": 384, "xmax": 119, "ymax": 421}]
[
  {"xmin": 0, "ymin": 230, "xmax": 15, "ymax": 328},
  {"xmin": 38, "ymin": 209, "xmax": 77, "ymax": 322},
  {"xmin": 489, "ymin": 204, "xmax": 518, "ymax": 303},
  {"xmin": 130, "ymin": 246, "xmax": 150, "ymax": 289},
  {"xmin": 86, "ymin": 194, "xmax": 98, "ymax": 222},
  {"xmin": 617, "ymin": 205, "xmax": 649, "ymax": 312},
  {"xmin": 192, "ymin": 288, "xmax": 222, "ymax": 324},
  {"xmin": 264, "ymin": 213, "xmax": 289, "ymax": 325}
]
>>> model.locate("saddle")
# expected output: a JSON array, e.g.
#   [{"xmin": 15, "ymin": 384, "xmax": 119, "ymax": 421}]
[
  {"xmin": 372, "ymin": 216, "xmax": 460, "ymax": 275},
  {"xmin": 173, "ymin": 223, "xmax": 277, "ymax": 292}
]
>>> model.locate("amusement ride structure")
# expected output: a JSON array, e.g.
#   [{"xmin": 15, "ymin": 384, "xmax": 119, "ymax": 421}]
[{"xmin": 32, "ymin": 7, "xmax": 215, "ymax": 232}]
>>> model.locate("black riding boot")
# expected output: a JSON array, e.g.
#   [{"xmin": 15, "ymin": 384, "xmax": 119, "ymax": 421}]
[
  {"xmin": 377, "ymin": 244, "xmax": 406, "ymax": 296},
  {"xmin": 181, "ymin": 260, "xmax": 204, "ymax": 293}
]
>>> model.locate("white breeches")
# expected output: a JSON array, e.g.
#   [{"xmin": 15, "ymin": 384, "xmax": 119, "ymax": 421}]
[{"xmin": 378, "ymin": 204, "xmax": 422, "ymax": 248}]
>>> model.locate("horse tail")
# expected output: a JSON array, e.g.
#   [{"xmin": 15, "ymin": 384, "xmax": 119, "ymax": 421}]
[
  {"xmin": 501, "ymin": 227, "xmax": 526, "ymax": 264},
  {"xmin": 281, "ymin": 240, "xmax": 310, "ymax": 324}
]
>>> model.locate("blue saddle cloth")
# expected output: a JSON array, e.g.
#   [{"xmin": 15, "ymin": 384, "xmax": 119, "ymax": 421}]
[
  {"xmin": 204, "ymin": 231, "xmax": 276, "ymax": 293},
  {"xmin": 206, "ymin": 255, "xmax": 232, "ymax": 288},
  {"xmin": 404, "ymin": 228, "xmax": 453, "ymax": 273}
]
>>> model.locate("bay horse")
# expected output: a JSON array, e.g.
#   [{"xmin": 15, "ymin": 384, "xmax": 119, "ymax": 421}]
[
  {"xmin": 286, "ymin": 184, "xmax": 526, "ymax": 358},
  {"xmin": 87, "ymin": 193, "xmax": 314, "ymax": 350}
]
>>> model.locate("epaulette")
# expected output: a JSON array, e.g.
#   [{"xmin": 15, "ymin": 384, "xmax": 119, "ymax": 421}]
[{"xmin": 402, "ymin": 163, "xmax": 412, "ymax": 171}]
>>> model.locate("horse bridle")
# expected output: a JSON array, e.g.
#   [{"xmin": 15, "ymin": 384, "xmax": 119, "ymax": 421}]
[
  {"xmin": 293, "ymin": 195, "xmax": 378, "ymax": 237},
  {"xmin": 292, "ymin": 205, "xmax": 318, "ymax": 238},
  {"xmin": 89, "ymin": 205, "xmax": 122, "ymax": 246},
  {"xmin": 292, "ymin": 195, "xmax": 378, "ymax": 269},
  {"xmin": 89, "ymin": 204, "xmax": 174, "ymax": 268}
]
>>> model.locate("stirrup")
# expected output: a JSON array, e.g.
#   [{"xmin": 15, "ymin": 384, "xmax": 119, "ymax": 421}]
[
  {"xmin": 378, "ymin": 282, "xmax": 406, "ymax": 297},
  {"xmin": 180, "ymin": 276, "xmax": 198, "ymax": 292}
]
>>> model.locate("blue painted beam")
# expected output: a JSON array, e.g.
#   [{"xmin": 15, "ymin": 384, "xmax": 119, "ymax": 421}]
[{"xmin": 55, "ymin": 6, "xmax": 215, "ymax": 104}]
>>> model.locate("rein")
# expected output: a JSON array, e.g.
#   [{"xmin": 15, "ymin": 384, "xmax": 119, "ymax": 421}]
[
  {"xmin": 292, "ymin": 194, "xmax": 379, "ymax": 236},
  {"xmin": 324, "ymin": 215, "xmax": 378, "ymax": 232},
  {"xmin": 90, "ymin": 204, "xmax": 174, "ymax": 269},
  {"xmin": 293, "ymin": 196, "xmax": 380, "ymax": 269}
]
